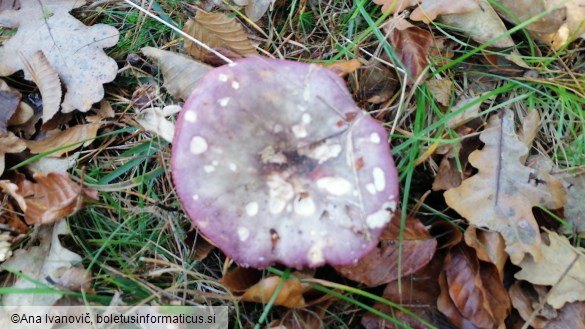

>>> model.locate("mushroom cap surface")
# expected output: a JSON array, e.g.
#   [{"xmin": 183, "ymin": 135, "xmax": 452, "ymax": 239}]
[{"xmin": 171, "ymin": 57, "xmax": 398, "ymax": 269}]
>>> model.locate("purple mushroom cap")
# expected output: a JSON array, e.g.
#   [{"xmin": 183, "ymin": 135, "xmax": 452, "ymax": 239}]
[{"xmin": 171, "ymin": 57, "xmax": 399, "ymax": 269}]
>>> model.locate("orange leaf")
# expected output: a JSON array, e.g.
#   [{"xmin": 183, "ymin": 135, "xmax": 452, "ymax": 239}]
[
  {"xmin": 26, "ymin": 123, "xmax": 100, "ymax": 157},
  {"xmin": 16, "ymin": 172, "xmax": 98, "ymax": 225},
  {"xmin": 240, "ymin": 276, "xmax": 307, "ymax": 308},
  {"xmin": 322, "ymin": 59, "xmax": 362, "ymax": 77}
]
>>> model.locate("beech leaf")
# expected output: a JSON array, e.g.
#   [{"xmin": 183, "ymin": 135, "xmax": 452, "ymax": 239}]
[
  {"xmin": 141, "ymin": 47, "xmax": 211, "ymax": 100},
  {"xmin": 444, "ymin": 109, "xmax": 566, "ymax": 264},
  {"xmin": 19, "ymin": 51, "xmax": 61, "ymax": 124},
  {"xmin": 335, "ymin": 214, "xmax": 437, "ymax": 287},
  {"xmin": 182, "ymin": 11, "xmax": 257, "ymax": 61},
  {"xmin": 373, "ymin": 0, "xmax": 478, "ymax": 23},
  {"xmin": 388, "ymin": 25, "xmax": 433, "ymax": 83},
  {"xmin": 16, "ymin": 172, "xmax": 98, "ymax": 225},
  {"xmin": 0, "ymin": 0, "xmax": 119, "ymax": 113},
  {"xmin": 26, "ymin": 123, "xmax": 101, "ymax": 157},
  {"xmin": 515, "ymin": 231, "xmax": 585, "ymax": 309}
]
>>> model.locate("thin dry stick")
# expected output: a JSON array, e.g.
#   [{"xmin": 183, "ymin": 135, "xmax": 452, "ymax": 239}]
[{"xmin": 123, "ymin": 0, "xmax": 233, "ymax": 64}]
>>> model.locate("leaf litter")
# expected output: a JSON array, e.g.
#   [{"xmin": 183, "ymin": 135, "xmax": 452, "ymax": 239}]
[{"xmin": 1, "ymin": 0, "xmax": 585, "ymax": 327}]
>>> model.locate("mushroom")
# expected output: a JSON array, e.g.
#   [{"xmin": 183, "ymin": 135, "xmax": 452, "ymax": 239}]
[{"xmin": 171, "ymin": 57, "xmax": 399, "ymax": 269}]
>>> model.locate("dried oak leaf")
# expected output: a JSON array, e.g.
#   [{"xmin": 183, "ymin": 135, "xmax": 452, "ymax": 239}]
[
  {"xmin": 515, "ymin": 231, "xmax": 585, "ymax": 309},
  {"xmin": 0, "ymin": 0, "xmax": 119, "ymax": 113},
  {"xmin": 0, "ymin": 221, "xmax": 88, "ymax": 306},
  {"xmin": 16, "ymin": 172, "xmax": 98, "ymax": 225},
  {"xmin": 141, "ymin": 47, "xmax": 211, "ymax": 101},
  {"xmin": 444, "ymin": 109, "xmax": 566, "ymax": 264},
  {"xmin": 335, "ymin": 214, "xmax": 437, "ymax": 287},
  {"xmin": 183, "ymin": 11, "xmax": 257, "ymax": 62}
]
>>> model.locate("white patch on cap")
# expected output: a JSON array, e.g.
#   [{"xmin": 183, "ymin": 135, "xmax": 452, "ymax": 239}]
[
  {"xmin": 294, "ymin": 196, "xmax": 316, "ymax": 216},
  {"xmin": 228, "ymin": 62, "xmax": 237, "ymax": 67},
  {"xmin": 316, "ymin": 177, "xmax": 352, "ymax": 195},
  {"xmin": 245, "ymin": 202, "xmax": 259, "ymax": 217},
  {"xmin": 231, "ymin": 81, "xmax": 240, "ymax": 90},
  {"xmin": 303, "ymin": 88, "xmax": 311, "ymax": 101},
  {"xmin": 218, "ymin": 73, "xmax": 228, "ymax": 82},
  {"xmin": 302, "ymin": 113, "xmax": 311, "ymax": 124},
  {"xmin": 192, "ymin": 194, "xmax": 199, "ymax": 201},
  {"xmin": 370, "ymin": 132, "xmax": 381, "ymax": 144},
  {"xmin": 292, "ymin": 124, "xmax": 308, "ymax": 138},
  {"xmin": 203, "ymin": 165, "xmax": 215, "ymax": 173},
  {"xmin": 267, "ymin": 174, "xmax": 294, "ymax": 214},
  {"xmin": 218, "ymin": 97, "xmax": 230, "ymax": 107},
  {"xmin": 238, "ymin": 227, "xmax": 250, "ymax": 241},
  {"xmin": 297, "ymin": 105, "xmax": 307, "ymax": 112},
  {"xmin": 212, "ymin": 160, "xmax": 218, "ymax": 166},
  {"xmin": 184, "ymin": 111, "xmax": 197, "ymax": 123},
  {"xmin": 301, "ymin": 143, "xmax": 342, "ymax": 164},
  {"xmin": 366, "ymin": 183, "xmax": 376, "ymax": 195},
  {"xmin": 190, "ymin": 136, "xmax": 208, "ymax": 154},
  {"xmin": 273, "ymin": 124, "xmax": 283, "ymax": 133},
  {"xmin": 308, "ymin": 242, "xmax": 324, "ymax": 265},
  {"xmin": 373, "ymin": 167, "xmax": 385, "ymax": 191},
  {"xmin": 229, "ymin": 163, "xmax": 237, "ymax": 172},
  {"xmin": 366, "ymin": 201, "xmax": 395, "ymax": 229}
]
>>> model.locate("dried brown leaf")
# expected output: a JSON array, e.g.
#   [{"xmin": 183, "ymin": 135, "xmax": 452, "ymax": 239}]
[
  {"xmin": 389, "ymin": 25, "xmax": 433, "ymax": 83},
  {"xmin": 240, "ymin": 276, "xmax": 307, "ymax": 308},
  {"xmin": 438, "ymin": 244, "xmax": 511, "ymax": 329},
  {"xmin": 444, "ymin": 109, "xmax": 567, "ymax": 264},
  {"xmin": 509, "ymin": 281, "xmax": 553, "ymax": 328},
  {"xmin": 0, "ymin": 221, "xmax": 87, "ymax": 305},
  {"xmin": 464, "ymin": 226, "xmax": 507, "ymax": 276},
  {"xmin": 432, "ymin": 128, "xmax": 481, "ymax": 191},
  {"xmin": 0, "ymin": 88, "xmax": 21, "ymax": 135},
  {"xmin": 0, "ymin": 132, "xmax": 26, "ymax": 176},
  {"xmin": 183, "ymin": 11, "xmax": 257, "ymax": 61},
  {"xmin": 335, "ymin": 214, "xmax": 437, "ymax": 287},
  {"xmin": 515, "ymin": 231, "xmax": 585, "ymax": 309},
  {"xmin": 373, "ymin": 0, "xmax": 478, "ymax": 22},
  {"xmin": 142, "ymin": 47, "xmax": 211, "ymax": 101},
  {"xmin": 245, "ymin": 0, "xmax": 273, "ymax": 21},
  {"xmin": 560, "ymin": 173, "xmax": 585, "ymax": 237},
  {"xmin": 439, "ymin": 0, "xmax": 515, "ymax": 48},
  {"xmin": 357, "ymin": 61, "xmax": 399, "ymax": 103},
  {"xmin": 497, "ymin": 0, "xmax": 585, "ymax": 49},
  {"xmin": 135, "ymin": 105, "xmax": 180, "ymax": 143},
  {"xmin": 0, "ymin": 0, "xmax": 119, "ymax": 112},
  {"xmin": 26, "ymin": 123, "xmax": 100, "ymax": 157},
  {"xmin": 427, "ymin": 78, "xmax": 452, "ymax": 107},
  {"xmin": 268, "ymin": 309, "xmax": 324, "ymax": 329},
  {"xmin": 322, "ymin": 59, "xmax": 362, "ymax": 77},
  {"xmin": 19, "ymin": 51, "xmax": 61, "ymax": 124},
  {"xmin": 16, "ymin": 172, "xmax": 98, "ymax": 225}
]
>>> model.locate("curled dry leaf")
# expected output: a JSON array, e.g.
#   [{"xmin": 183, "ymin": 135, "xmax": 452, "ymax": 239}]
[
  {"xmin": 267, "ymin": 308, "xmax": 324, "ymax": 329},
  {"xmin": 219, "ymin": 268, "xmax": 310, "ymax": 308},
  {"xmin": 437, "ymin": 244, "xmax": 511, "ymax": 329},
  {"xmin": 444, "ymin": 109, "xmax": 566, "ymax": 264},
  {"xmin": 432, "ymin": 127, "xmax": 481, "ymax": 191},
  {"xmin": 182, "ymin": 11, "xmax": 257, "ymax": 61},
  {"xmin": 16, "ymin": 172, "xmax": 98, "ymax": 225},
  {"xmin": 135, "ymin": 105, "xmax": 181, "ymax": 143},
  {"xmin": 515, "ymin": 231, "xmax": 585, "ymax": 309},
  {"xmin": 0, "ymin": 132, "xmax": 26, "ymax": 176},
  {"xmin": 464, "ymin": 226, "xmax": 507, "ymax": 276},
  {"xmin": 322, "ymin": 59, "xmax": 362, "ymax": 77},
  {"xmin": 335, "ymin": 214, "xmax": 437, "ymax": 287},
  {"xmin": 388, "ymin": 24, "xmax": 433, "ymax": 83},
  {"xmin": 497, "ymin": 0, "xmax": 585, "ymax": 49},
  {"xmin": 141, "ymin": 47, "xmax": 211, "ymax": 101},
  {"xmin": 0, "ymin": 0, "xmax": 119, "ymax": 112},
  {"xmin": 19, "ymin": 51, "xmax": 61, "ymax": 124},
  {"xmin": 509, "ymin": 281, "xmax": 555, "ymax": 328},
  {"xmin": 26, "ymin": 123, "xmax": 101, "ymax": 157},
  {"xmin": 0, "ymin": 221, "xmax": 88, "ymax": 306}
]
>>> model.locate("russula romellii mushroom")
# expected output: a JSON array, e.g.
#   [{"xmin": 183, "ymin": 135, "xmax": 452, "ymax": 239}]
[{"xmin": 171, "ymin": 57, "xmax": 398, "ymax": 269}]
